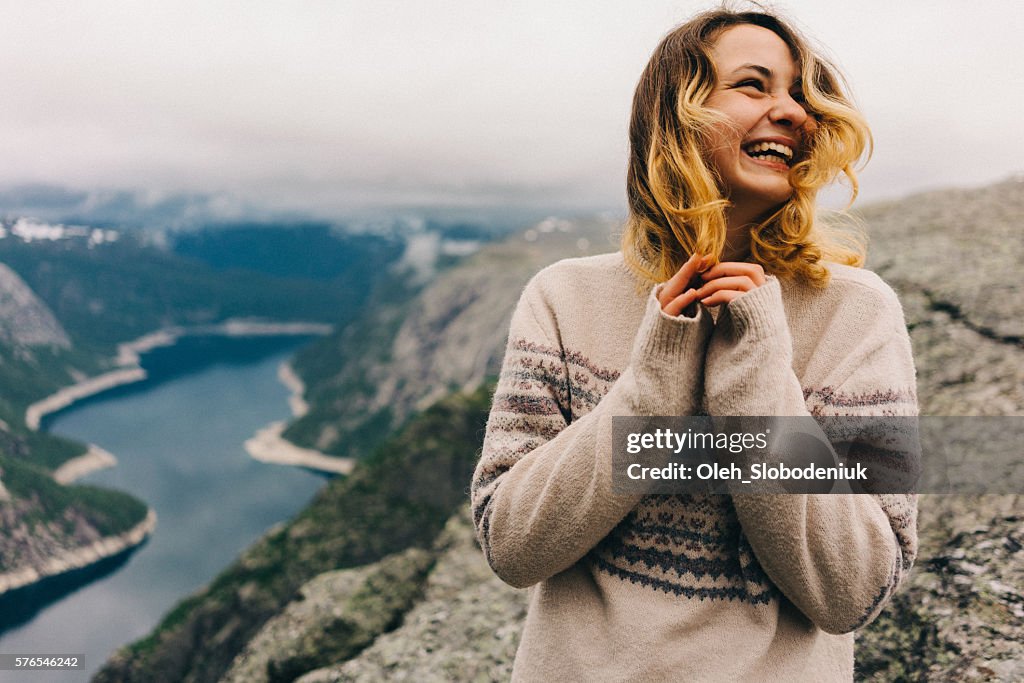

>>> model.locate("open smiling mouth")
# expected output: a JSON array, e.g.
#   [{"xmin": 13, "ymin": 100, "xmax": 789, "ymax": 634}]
[{"xmin": 742, "ymin": 141, "xmax": 794, "ymax": 167}]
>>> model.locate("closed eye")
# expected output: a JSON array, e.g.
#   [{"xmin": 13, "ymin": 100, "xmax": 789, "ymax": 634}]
[{"xmin": 735, "ymin": 78, "xmax": 766, "ymax": 92}]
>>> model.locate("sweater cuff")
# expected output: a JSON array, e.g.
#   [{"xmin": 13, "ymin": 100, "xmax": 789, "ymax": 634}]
[
  {"xmin": 627, "ymin": 285, "xmax": 714, "ymax": 415},
  {"xmin": 637, "ymin": 284, "xmax": 713, "ymax": 359},
  {"xmin": 725, "ymin": 276, "xmax": 787, "ymax": 339}
]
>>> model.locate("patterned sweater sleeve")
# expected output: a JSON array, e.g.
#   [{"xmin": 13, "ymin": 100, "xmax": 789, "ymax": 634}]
[
  {"xmin": 471, "ymin": 271, "xmax": 713, "ymax": 589},
  {"xmin": 704, "ymin": 275, "xmax": 919, "ymax": 635}
]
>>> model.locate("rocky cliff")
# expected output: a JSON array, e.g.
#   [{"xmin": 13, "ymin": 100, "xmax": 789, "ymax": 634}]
[
  {"xmin": 101, "ymin": 179, "xmax": 1023, "ymax": 682},
  {"xmin": 0, "ymin": 256, "xmax": 152, "ymax": 617},
  {"xmin": 853, "ymin": 178, "xmax": 1024, "ymax": 679},
  {"xmin": 0, "ymin": 263, "xmax": 70, "ymax": 349}
]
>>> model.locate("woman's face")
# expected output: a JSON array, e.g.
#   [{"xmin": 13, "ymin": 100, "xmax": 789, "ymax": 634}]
[{"xmin": 703, "ymin": 24, "xmax": 816, "ymax": 220}]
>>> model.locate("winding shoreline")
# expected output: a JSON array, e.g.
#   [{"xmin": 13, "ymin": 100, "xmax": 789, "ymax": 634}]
[
  {"xmin": 243, "ymin": 361, "xmax": 355, "ymax": 476},
  {"xmin": 26, "ymin": 319, "xmax": 333, "ymax": 435},
  {"xmin": 0, "ymin": 509, "xmax": 158, "ymax": 597},
  {"xmin": 278, "ymin": 361, "xmax": 310, "ymax": 418},
  {"xmin": 26, "ymin": 368, "xmax": 147, "ymax": 431},
  {"xmin": 245, "ymin": 421, "xmax": 354, "ymax": 475},
  {"xmin": 9, "ymin": 320, "xmax": 335, "ymax": 599},
  {"xmin": 52, "ymin": 445, "xmax": 119, "ymax": 485}
]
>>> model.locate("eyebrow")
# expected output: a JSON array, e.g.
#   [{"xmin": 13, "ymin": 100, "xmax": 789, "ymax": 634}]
[{"xmin": 734, "ymin": 64, "xmax": 774, "ymax": 79}]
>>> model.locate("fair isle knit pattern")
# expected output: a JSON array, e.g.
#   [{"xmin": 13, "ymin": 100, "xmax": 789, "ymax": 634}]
[
  {"xmin": 470, "ymin": 252, "xmax": 919, "ymax": 682},
  {"xmin": 589, "ymin": 494, "xmax": 779, "ymax": 603}
]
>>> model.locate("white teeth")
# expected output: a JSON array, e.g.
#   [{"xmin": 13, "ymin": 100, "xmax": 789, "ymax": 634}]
[{"xmin": 743, "ymin": 141, "xmax": 794, "ymax": 160}]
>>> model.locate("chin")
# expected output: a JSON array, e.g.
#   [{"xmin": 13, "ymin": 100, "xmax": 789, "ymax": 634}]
[
  {"xmin": 765, "ymin": 188, "xmax": 795, "ymax": 208},
  {"xmin": 733, "ymin": 185, "xmax": 795, "ymax": 215}
]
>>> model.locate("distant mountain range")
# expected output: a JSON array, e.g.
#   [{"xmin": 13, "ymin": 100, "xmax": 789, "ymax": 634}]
[{"xmin": 0, "ymin": 183, "xmax": 579, "ymax": 235}]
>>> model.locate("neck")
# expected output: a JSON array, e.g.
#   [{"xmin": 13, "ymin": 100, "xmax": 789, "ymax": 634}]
[
  {"xmin": 722, "ymin": 211, "xmax": 755, "ymax": 262},
  {"xmin": 723, "ymin": 202, "xmax": 779, "ymax": 262},
  {"xmin": 721, "ymin": 235, "xmax": 750, "ymax": 262}
]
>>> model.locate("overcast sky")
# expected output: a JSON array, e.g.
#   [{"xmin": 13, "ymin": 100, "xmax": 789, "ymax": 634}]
[{"xmin": 0, "ymin": 1, "xmax": 1020, "ymax": 216}]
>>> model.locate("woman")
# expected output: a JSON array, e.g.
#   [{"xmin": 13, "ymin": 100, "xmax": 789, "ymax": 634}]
[{"xmin": 471, "ymin": 9, "xmax": 917, "ymax": 682}]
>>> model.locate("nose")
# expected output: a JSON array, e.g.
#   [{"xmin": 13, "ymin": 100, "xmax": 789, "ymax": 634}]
[{"xmin": 769, "ymin": 92, "xmax": 810, "ymax": 130}]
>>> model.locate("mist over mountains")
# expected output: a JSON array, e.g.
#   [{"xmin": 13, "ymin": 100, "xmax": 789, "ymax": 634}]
[{"xmin": 0, "ymin": 182, "xmax": 594, "ymax": 238}]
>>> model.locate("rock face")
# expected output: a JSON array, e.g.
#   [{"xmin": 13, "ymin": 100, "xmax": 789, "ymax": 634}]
[
  {"xmin": 864, "ymin": 177, "xmax": 1024, "ymax": 344},
  {"xmin": 222, "ymin": 547, "xmax": 435, "ymax": 683},
  {"xmin": 297, "ymin": 510, "xmax": 527, "ymax": 683},
  {"xmin": 864, "ymin": 177, "xmax": 1024, "ymax": 416},
  {"xmin": 0, "ymin": 262, "xmax": 70, "ymax": 348},
  {"xmin": 856, "ymin": 511, "xmax": 1023, "ymax": 681},
  {"xmin": 224, "ymin": 510, "xmax": 528, "ymax": 683}
]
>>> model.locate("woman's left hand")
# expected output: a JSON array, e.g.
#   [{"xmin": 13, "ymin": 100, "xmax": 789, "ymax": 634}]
[{"xmin": 694, "ymin": 262, "xmax": 766, "ymax": 307}]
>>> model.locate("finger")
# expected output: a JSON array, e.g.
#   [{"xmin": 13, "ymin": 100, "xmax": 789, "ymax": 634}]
[
  {"xmin": 700, "ymin": 262, "xmax": 765, "ymax": 286},
  {"xmin": 701, "ymin": 261, "xmax": 764, "ymax": 281},
  {"xmin": 694, "ymin": 276, "xmax": 757, "ymax": 298},
  {"xmin": 658, "ymin": 254, "xmax": 705, "ymax": 306},
  {"xmin": 658, "ymin": 255, "xmax": 697, "ymax": 306},
  {"xmin": 700, "ymin": 289, "xmax": 745, "ymax": 307},
  {"xmin": 662, "ymin": 288, "xmax": 702, "ymax": 317}
]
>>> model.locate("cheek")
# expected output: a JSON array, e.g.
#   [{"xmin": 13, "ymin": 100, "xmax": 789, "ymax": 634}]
[
  {"xmin": 801, "ymin": 115, "xmax": 820, "ymax": 140},
  {"xmin": 705, "ymin": 119, "xmax": 744, "ymax": 158},
  {"xmin": 702, "ymin": 128, "xmax": 736, "ymax": 177}
]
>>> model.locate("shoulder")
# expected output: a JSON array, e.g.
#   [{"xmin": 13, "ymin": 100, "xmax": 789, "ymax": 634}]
[
  {"xmin": 523, "ymin": 252, "xmax": 637, "ymax": 307},
  {"xmin": 778, "ymin": 263, "xmax": 911, "ymax": 354},
  {"xmin": 783, "ymin": 262, "xmax": 906, "ymax": 323},
  {"xmin": 530, "ymin": 252, "xmax": 631, "ymax": 289},
  {"xmin": 822, "ymin": 263, "xmax": 902, "ymax": 307},
  {"xmin": 513, "ymin": 252, "xmax": 645, "ymax": 338}
]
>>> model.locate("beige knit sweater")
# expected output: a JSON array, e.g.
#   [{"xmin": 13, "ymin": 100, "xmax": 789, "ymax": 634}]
[{"xmin": 470, "ymin": 252, "xmax": 918, "ymax": 682}]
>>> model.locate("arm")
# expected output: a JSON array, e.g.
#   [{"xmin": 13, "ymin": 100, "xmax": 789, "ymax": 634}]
[
  {"xmin": 471, "ymin": 270, "xmax": 713, "ymax": 589},
  {"xmin": 703, "ymin": 275, "xmax": 918, "ymax": 634}
]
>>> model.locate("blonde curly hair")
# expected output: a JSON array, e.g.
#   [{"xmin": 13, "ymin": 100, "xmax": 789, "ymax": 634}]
[{"xmin": 622, "ymin": 8, "xmax": 871, "ymax": 287}]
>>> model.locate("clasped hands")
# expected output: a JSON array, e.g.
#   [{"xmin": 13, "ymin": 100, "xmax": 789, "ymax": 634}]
[{"xmin": 657, "ymin": 253, "xmax": 766, "ymax": 316}]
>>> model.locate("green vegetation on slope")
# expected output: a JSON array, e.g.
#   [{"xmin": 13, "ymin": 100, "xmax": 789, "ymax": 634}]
[
  {"xmin": 94, "ymin": 384, "xmax": 493, "ymax": 683},
  {"xmin": 0, "ymin": 343, "xmax": 104, "ymax": 413},
  {"xmin": 0, "ymin": 341, "xmax": 101, "ymax": 472},
  {"xmin": 0, "ymin": 456, "xmax": 148, "ymax": 536},
  {"xmin": 0, "ymin": 455, "xmax": 149, "ymax": 573},
  {"xmin": 282, "ymin": 277, "xmax": 419, "ymax": 457},
  {"xmin": 15, "ymin": 431, "xmax": 85, "ymax": 472},
  {"xmin": 281, "ymin": 216, "xmax": 613, "ymax": 460}
]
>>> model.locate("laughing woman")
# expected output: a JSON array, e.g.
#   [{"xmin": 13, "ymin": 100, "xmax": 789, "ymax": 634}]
[{"xmin": 471, "ymin": 8, "xmax": 917, "ymax": 682}]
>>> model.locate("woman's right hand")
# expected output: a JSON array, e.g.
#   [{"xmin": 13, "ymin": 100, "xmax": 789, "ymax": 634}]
[{"xmin": 657, "ymin": 253, "xmax": 708, "ymax": 317}]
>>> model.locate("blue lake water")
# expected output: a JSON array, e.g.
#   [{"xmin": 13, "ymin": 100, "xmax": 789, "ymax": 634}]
[{"xmin": 0, "ymin": 336, "xmax": 327, "ymax": 682}]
